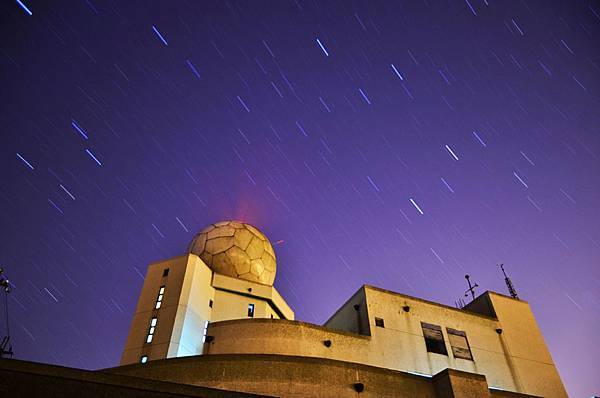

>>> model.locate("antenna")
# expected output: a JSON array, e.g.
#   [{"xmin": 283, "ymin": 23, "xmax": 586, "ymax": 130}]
[
  {"xmin": 0, "ymin": 267, "xmax": 13, "ymax": 358},
  {"xmin": 455, "ymin": 297, "xmax": 466, "ymax": 309},
  {"xmin": 498, "ymin": 263, "xmax": 519, "ymax": 299},
  {"xmin": 464, "ymin": 274, "xmax": 479, "ymax": 301}
]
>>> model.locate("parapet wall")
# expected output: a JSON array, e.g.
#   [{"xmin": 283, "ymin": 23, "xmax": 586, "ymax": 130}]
[
  {"xmin": 202, "ymin": 297, "xmax": 565, "ymax": 397},
  {"xmin": 205, "ymin": 318, "xmax": 373, "ymax": 364},
  {"xmin": 108, "ymin": 353, "xmax": 537, "ymax": 398}
]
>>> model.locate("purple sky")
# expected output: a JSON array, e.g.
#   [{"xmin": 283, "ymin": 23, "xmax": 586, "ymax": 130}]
[{"xmin": 1, "ymin": 1, "xmax": 598, "ymax": 396}]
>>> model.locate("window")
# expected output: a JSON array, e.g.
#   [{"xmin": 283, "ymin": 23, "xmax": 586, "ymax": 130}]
[
  {"xmin": 247, "ymin": 303, "xmax": 255, "ymax": 318},
  {"xmin": 209, "ymin": 299, "xmax": 213, "ymax": 308},
  {"xmin": 447, "ymin": 328, "xmax": 473, "ymax": 360},
  {"xmin": 162, "ymin": 268, "xmax": 169, "ymax": 277},
  {"xmin": 375, "ymin": 317, "xmax": 385, "ymax": 328},
  {"xmin": 421, "ymin": 322, "xmax": 448, "ymax": 356},
  {"xmin": 146, "ymin": 317, "xmax": 158, "ymax": 343},
  {"xmin": 155, "ymin": 286, "xmax": 165, "ymax": 309},
  {"xmin": 202, "ymin": 320, "xmax": 209, "ymax": 343},
  {"xmin": 140, "ymin": 355, "xmax": 148, "ymax": 364}
]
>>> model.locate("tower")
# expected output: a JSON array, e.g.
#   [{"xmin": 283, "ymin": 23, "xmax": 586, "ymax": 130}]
[{"xmin": 120, "ymin": 221, "xmax": 294, "ymax": 365}]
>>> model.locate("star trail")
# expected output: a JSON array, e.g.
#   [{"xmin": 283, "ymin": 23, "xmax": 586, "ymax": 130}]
[{"xmin": 0, "ymin": 1, "xmax": 598, "ymax": 396}]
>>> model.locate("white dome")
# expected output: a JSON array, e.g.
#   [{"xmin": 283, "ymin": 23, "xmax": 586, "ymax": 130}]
[{"xmin": 188, "ymin": 221, "xmax": 276, "ymax": 285}]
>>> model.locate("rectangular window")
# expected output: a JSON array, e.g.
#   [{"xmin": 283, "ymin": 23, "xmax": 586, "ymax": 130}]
[
  {"xmin": 447, "ymin": 328, "xmax": 473, "ymax": 360},
  {"xmin": 162, "ymin": 268, "xmax": 169, "ymax": 277},
  {"xmin": 209, "ymin": 299, "xmax": 213, "ymax": 308},
  {"xmin": 202, "ymin": 320, "xmax": 209, "ymax": 343},
  {"xmin": 375, "ymin": 317, "xmax": 385, "ymax": 328},
  {"xmin": 146, "ymin": 317, "xmax": 158, "ymax": 343},
  {"xmin": 155, "ymin": 285, "xmax": 165, "ymax": 309},
  {"xmin": 247, "ymin": 303, "xmax": 255, "ymax": 318},
  {"xmin": 421, "ymin": 322, "xmax": 448, "ymax": 356},
  {"xmin": 140, "ymin": 355, "xmax": 148, "ymax": 364}
]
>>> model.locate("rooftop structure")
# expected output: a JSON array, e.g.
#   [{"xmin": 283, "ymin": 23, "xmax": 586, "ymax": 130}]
[
  {"xmin": 116, "ymin": 221, "xmax": 568, "ymax": 397},
  {"xmin": 2, "ymin": 221, "xmax": 567, "ymax": 398}
]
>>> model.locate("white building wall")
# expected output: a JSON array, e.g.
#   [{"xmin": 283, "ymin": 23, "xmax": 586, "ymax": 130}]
[
  {"xmin": 206, "ymin": 286, "xmax": 567, "ymax": 398},
  {"xmin": 121, "ymin": 254, "xmax": 293, "ymax": 365},
  {"xmin": 363, "ymin": 287, "xmax": 515, "ymax": 389},
  {"xmin": 168, "ymin": 255, "xmax": 214, "ymax": 358}
]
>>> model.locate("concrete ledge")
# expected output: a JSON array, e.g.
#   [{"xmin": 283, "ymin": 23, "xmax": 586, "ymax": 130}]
[
  {"xmin": 365, "ymin": 285, "xmax": 500, "ymax": 321},
  {"xmin": 433, "ymin": 368, "xmax": 491, "ymax": 398},
  {"xmin": 209, "ymin": 317, "xmax": 372, "ymax": 340},
  {"xmin": 108, "ymin": 354, "xmax": 538, "ymax": 398},
  {"xmin": 0, "ymin": 358, "xmax": 269, "ymax": 397},
  {"xmin": 109, "ymin": 353, "xmax": 436, "ymax": 397},
  {"xmin": 0, "ymin": 356, "xmax": 539, "ymax": 398}
]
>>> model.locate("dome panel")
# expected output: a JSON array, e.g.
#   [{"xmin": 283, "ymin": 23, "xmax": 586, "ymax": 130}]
[
  {"xmin": 207, "ymin": 225, "xmax": 235, "ymax": 239},
  {"xmin": 200, "ymin": 252, "xmax": 212, "ymax": 266},
  {"xmin": 188, "ymin": 233, "xmax": 206, "ymax": 253},
  {"xmin": 245, "ymin": 224, "xmax": 266, "ymax": 240},
  {"xmin": 262, "ymin": 252, "xmax": 276, "ymax": 271},
  {"xmin": 226, "ymin": 245, "xmax": 251, "ymax": 275},
  {"xmin": 201, "ymin": 225, "xmax": 215, "ymax": 234},
  {"xmin": 263, "ymin": 240, "xmax": 275, "ymax": 257},
  {"xmin": 250, "ymin": 259, "xmax": 265, "ymax": 277},
  {"xmin": 237, "ymin": 271, "xmax": 256, "ymax": 283},
  {"xmin": 233, "ymin": 228, "xmax": 253, "ymax": 250},
  {"xmin": 262, "ymin": 270, "xmax": 273, "ymax": 284},
  {"xmin": 205, "ymin": 236, "xmax": 234, "ymax": 255},
  {"xmin": 246, "ymin": 236, "xmax": 264, "ymax": 260},
  {"xmin": 213, "ymin": 252, "xmax": 235, "ymax": 277}
]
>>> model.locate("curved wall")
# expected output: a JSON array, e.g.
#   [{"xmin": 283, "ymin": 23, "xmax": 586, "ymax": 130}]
[
  {"xmin": 205, "ymin": 318, "xmax": 373, "ymax": 364},
  {"xmin": 111, "ymin": 353, "xmax": 437, "ymax": 398}
]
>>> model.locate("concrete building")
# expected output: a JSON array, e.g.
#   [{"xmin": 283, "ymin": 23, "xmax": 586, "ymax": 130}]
[
  {"xmin": 1, "ymin": 221, "xmax": 568, "ymax": 397},
  {"xmin": 120, "ymin": 221, "xmax": 294, "ymax": 365},
  {"xmin": 115, "ymin": 221, "xmax": 567, "ymax": 397}
]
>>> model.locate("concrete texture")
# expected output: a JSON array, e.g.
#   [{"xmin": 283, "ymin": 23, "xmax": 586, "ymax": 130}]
[
  {"xmin": 200, "ymin": 286, "xmax": 566, "ymax": 397},
  {"xmin": 109, "ymin": 353, "xmax": 539, "ymax": 398},
  {"xmin": 0, "ymin": 358, "xmax": 270, "ymax": 398},
  {"xmin": 432, "ymin": 368, "xmax": 491, "ymax": 398},
  {"xmin": 0, "ymin": 355, "xmax": 541, "ymax": 398}
]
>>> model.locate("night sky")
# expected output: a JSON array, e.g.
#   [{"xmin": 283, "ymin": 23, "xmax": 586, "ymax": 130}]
[{"xmin": 1, "ymin": 0, "xmax": 598, "ymax": 396}]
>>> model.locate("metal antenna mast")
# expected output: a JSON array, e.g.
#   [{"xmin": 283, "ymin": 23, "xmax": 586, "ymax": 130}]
[
  {"xmin": 454, "ymin": 297, "xmax": 466, "ymax": 309},
  {"xmin": 498, "ymin": 263, "xmax": 519, "ymax": 299},
  {"xmin": 0, "ymin": 268, "xmax": 13, "ymax": 358},
  {"xmin": 464, "ymin": 274, "xmax": 479, "ymax": 301}
]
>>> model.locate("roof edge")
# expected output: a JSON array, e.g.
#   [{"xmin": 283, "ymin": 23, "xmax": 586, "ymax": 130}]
[{"xmin": 363, "ymin": 285, "xmax": 500, "ymax": 321}]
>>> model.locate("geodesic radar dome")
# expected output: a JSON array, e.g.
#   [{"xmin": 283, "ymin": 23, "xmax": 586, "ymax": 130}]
[{"xmin": 187, "ymin": 221, "xmax": 276, "ymax": 285}]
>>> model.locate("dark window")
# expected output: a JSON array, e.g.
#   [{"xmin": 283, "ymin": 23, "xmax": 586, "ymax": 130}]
[
  {"xmin": 247, "ymin": 303, "xmax": 255, "ymax": 318},
  {"xmin": 375, "ymin": 317, "xmax": 385, "ymax": 328},
  {"xmin": 140, "ymin": 355, "xmax": 148, "ymax": 364},
  {"xmin": 209, "ymin": 299, "xmax": 213, "ymax": 308},
  {"xmin": 447, "ymin": 328, "xmax": 473, "ymax": 360},
  {"xmin": 421, "ymin": 322, "xmax": 448, "ymax": 356},
  {"xmin": 162, "ymin": 268, "xmax": 169, "ymax": 277},
  {"xmin": 270, "ymin": 314, "xmax": 274, "ymax": 319}
]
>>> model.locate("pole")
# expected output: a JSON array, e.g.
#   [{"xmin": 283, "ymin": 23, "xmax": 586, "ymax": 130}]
[{"xmin": 464, "ymin": 274, "xmax": 479, "ymax": 301}]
